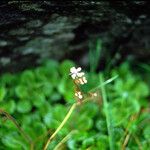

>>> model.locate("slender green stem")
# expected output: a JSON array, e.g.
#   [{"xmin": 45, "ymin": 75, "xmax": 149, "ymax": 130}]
[
  {"xmin": 43, "ymin": 103, "xmax": 77, "ymax": 150},
  {"xmin": 30, "ymin": 128, "xmax": 53, "ymax": 150},
  {"xmin": 54, "ymin": 130, "xmax": 77, "ymax": 150},
  {"xmin": 43, "ymin": 75, "xmax": 117, "ymax": 150},
  {"xmin": 100, "ymin": 74, "xmax": 114, "ymax": 150},
  {"xmin": 122, "ymin": 134, "xmax": 130, "ymax": 150},
  {"xmin": 0, "ymin": 109, "xmax": 32, "ymax": 144},
  {"xmin": 133, "ymin": 134, "xmax": 143, "ymax": 150},
  {"xmin": 90, "ymin": 75, "xmax": 118, "ymax": 92},
  {"xmin": 43, "ymin": 97, "xmax": 92, "ymax": 150}
]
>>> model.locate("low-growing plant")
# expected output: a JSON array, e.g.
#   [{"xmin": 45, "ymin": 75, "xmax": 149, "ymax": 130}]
[{"xmin": 0, "ymin": 59, "xmax": 149, "ymax": 150}]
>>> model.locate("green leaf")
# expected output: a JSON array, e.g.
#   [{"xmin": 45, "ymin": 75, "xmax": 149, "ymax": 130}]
[
  {"xmin": 0, "ymin": 100, "xmax": 16, "ymax": 114},
  {"xmin": 119, "ymin": 63, "xmax": 130, "ymax": 76},
  {"xmin": 2, "ymin": 132, "xmax": 28, "ymax": 149},
  {"xmin": 21, "ymin": 70, "xmax": 35, "ymax": 85},
  {"xmin": 0, "ymin": 73, "xmax": 16, "ymax": 85},
  {"xmin": 53, "ymin": 104, "xmax": 67, "ymax": 120},
  {"xmin": 96, "ymin": 120, "xmax": 107, "ymax": 132},
  {"xmin": 23, "ymin": 126, "xmax": 36, "ymax": 139},
  {"xmin": 76, "ymin": 116, "xmax": 93, "ymax": 131},
  {"xmin": 73, "ymin": 131, "xmax": 88, "ymax": 141},
  {"xmin": 113, "ymin": 128, "xmax": 124, "ymax": 141},
  {"xmin": 32, "ymin": 93, "xmax": 45, "ymax": 108},
  {"xmin": 67, "ymin": 139, "xmax": 78, "ymax": 150},
  {"xmin": 57, "ymin": 78, "xmax": 66, "ymax": 94},
  {"xmin": 134, "ymin": 81, "xmax": 149, "ymax": 97},
  {"xmin": 33, "ymin": 122, "xmax": 47, "ymax": 136},
  {"xmin": 39, "ymin": 101, "xmax": 52, "ymax": 117},
  {"xmin": 143, "ymin": 126, "xmax": 150, "ymax": 139},
  {"xmin": 0, "ymin": 87, "xmax": 6, "ymax": 101},
  {"xmin": 35, "ymin": 67, "xmax": 47, "ymax": 81},
  {"xmin": 40, "ymin": 82, "xmax": 53, "ymax": 97},
  {"xmin": 48, "ymin": 71, "xmax": 60, "ymax": 87},
  {"xmin": 57, "ymin": 77, "xmax": 74, "ymax": 103},
  {"xmin": 43, "ymin": 59, "xmax": 59, "ymax": 71},
  {"xmin": 59, "ymin": 60, "xmax": 75, "ymax": 75},
  {"xmin": 15, "ymin": 86, "xmax": 28, "ymax": 99},
  {"xmin": 50, "ymin": 92, "xmax": 61, "ymax": 102},
  {"xmin": 96, "ymin": 135, "xmax": 109, "ymax": 150},
  {"xmin": 79, "ymin": 103, "xmax": 99, "ymax": 118},
  {"xmin": 81, "ymin": 73, "xmax": 100, "ymax": 93},
  {"xmin": 17, "ymin": 100, "xmax": 32, "ymax": 113},
  {"xmin": 111, "ymin": 98, "xmax": 140, "ymax": 126},
  {"xmin": 82, "ymin": 137, "xmax": 95, "ymax": 148},
  {"xmin": 43, "ymin": 112, "xmax": 59, "ymax": 128},
  {"xmin": 30, "ymin": 111, "xmax": 41, "ymax": 122},
  {"xmin": 21, "ymin": 115, "xmax": 32, "ymax": 126}
]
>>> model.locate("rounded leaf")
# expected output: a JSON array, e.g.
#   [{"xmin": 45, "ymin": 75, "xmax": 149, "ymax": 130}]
[
  {"xmin": 59, "ymin": 60, "xmax": 75, "ymax": 75},
  {"xmin": 0, "ymin": 100, "xmax": 16, "ymax": 114},
  {"xmin": 0, "ymin": 87, "xmax": 6, "ymax": 101},
  {"xmin": 17, "ymin": 100, "xmax": 32, "ymax": 113}
]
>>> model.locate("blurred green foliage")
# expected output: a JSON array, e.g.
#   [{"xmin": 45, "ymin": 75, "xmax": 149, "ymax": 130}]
[{"xmin": 0, "ymin": 59, "xmax": 150, "ymax": 149}]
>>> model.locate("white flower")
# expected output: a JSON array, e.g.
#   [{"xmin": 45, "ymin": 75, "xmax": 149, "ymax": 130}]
[
  {"xmin": 75, "ymin": 91, "xmax": 83, "ymax": 99},
  {"xmin": 77, "ymin": 76, "xmax": 87, "ymax": 85},
  {"xmin": 82, "ymin": 76, "xmax": 87, "ymax": 84},
  {"xmin": 70, "ymin": 67, "xmax": 84, "ymax": 79},
  {"xmin": 93, "ymin": 93, "xmax": 97, "ymax": 97}
]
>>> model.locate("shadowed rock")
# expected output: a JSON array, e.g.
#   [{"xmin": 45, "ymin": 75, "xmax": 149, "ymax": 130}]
[{"xmin": 0, "ymin": 1, "xmax": 149, "ymax": 73}]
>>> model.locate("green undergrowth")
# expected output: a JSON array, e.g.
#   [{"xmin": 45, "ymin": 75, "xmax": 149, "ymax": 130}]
[{"xmin": 0, "ymin": 60, "xmax": 150, "ymax": 149}]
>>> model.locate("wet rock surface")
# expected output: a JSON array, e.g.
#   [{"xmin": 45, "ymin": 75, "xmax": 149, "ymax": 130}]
[{"xmin": 0, "ymin": 1, "xmax": 149, "ymax": 73}]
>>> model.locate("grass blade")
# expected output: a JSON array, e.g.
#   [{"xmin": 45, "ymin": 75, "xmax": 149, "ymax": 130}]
[
  {"xmin": 89, "ymin": 39, "xmax": 102, "ymax": 73},
  {"xmin": 90, "ymin": 75, "xmax": 118, "ymax": 92},
  {"xmin": 100, "ymin": 74, "xmax": 114, "ymax": 150}
]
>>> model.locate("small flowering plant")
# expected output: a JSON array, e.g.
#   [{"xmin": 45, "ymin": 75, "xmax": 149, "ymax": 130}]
[
  {"xmin": 70, "ymin": 66, "xmax": 97, "ymax": 103},
  {"xmin": 70, "ymin": 67, "xmax": 85, "ymax": 79}
]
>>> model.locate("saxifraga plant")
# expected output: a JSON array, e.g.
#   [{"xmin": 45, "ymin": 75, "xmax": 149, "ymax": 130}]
[
  {"xmin": 43, "ymin": 66, "xmax": 117, "ymax": 150},
  {"xmin": 0, "ymin": 65, "xmax": 117, "ymax": 150}
]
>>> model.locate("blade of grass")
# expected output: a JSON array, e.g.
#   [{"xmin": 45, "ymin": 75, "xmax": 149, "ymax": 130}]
[
  {"xmin": 54, "ymin": 130, "xmax": 77, "ymax": 150},
  {"xmin": 64, "ymin": 75, "xmax": 118, "ymax": 107},
  {"xmin": 43, "ymin": 98, "xmax": 91, "ymax": 150},
  {"xmin": 121, "ymin": 112, "xmax": 140, "ymax": 150},
  {"xmin": 138, "ymin": 63, "xmax": 150, "ymax": 72},
  {"xmin": 122, "ymin": 133, "xmax": 131, "ymax": 150},
  {"xmin": 90, "ymin": 75, "xmax": 118, "ymax": 92},
  {"xmin": 89, "ymin": 39, "xmax": 102, "ymax": 73},
  {"xmin": 43, "ymin": 103, "xmax": 77, "ymax": 150},
  {"xmin": 133, "ymin": 134, "xmax": 143, "ymax": 150},
  {"xmin": 43, "ymin": 74, "xmax": 118, "ymax": 150},
  {"xmin": 100, "ymin": 74, "xmax": 114, "ymax": 150},
  {"xmin": 30, "ymin": 128, "xmax": 53, "ymax": 150}
]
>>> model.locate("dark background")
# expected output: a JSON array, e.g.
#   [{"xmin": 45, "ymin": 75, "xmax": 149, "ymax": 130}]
[{"xmin": 0, "ymin": 1, "xmax": 149, "ymax": 73}]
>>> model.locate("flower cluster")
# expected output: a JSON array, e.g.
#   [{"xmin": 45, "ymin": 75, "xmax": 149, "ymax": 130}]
[
  {"xmin": 75, "ymin": 91, "xmax": 83, "ymax": 99},
  {"xmin": 70, "ymin": 66, "xmax": 97, "ymax": 102},
  {"xmin": 70, "ymin": 67, "xmax": 84, "ymax": 79},
  {"xmin": 70, "ymin": 67, "xmax": 87, "ymax": 100},
  {"xmin": 70, "ymin": 67, "xmax": 87, "ymax": 85}
]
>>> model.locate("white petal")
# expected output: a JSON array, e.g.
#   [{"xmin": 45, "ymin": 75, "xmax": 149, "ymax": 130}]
[
  {"xmin": 77, "ymin": 67, "xmax": 81, "ymax": 72},
  {"xmin": 75, "ymin": 93, "xmax": 78, "ymax": 97},
  {"xmin": 71, "ymin": 74, "xmax": 76, "ymax": 79},
  {"xmin": 78, "ymin": 72, "xmax": 84, "ymax": 77},
  {"xmin": 79, "ymin": 78, "xmax": 84, "ymax": 84},
  {"xmin": 93, "ymin": 93, "xmax": 97, "ymax": 97},
  {"xmin": 70, "ymin": 67, "xmax": 76, "ymax": 73},
  {"xmin": 83, "ymin": 77, "xmax": 87, "ymax": 83},
  {"xmin": 78, "ymin": 94, "xmax": 83, "ymax": 99}
]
